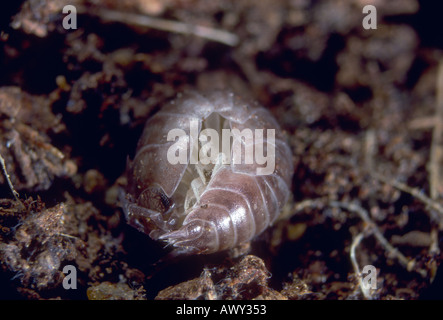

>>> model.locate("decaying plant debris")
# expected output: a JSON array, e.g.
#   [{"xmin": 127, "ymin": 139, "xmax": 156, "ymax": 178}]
[
  {"xmin": 0, "ymin": 87, "xmax": 76, "ymax": 192},
  {"xmin": 1, "ymin": 0, "xmax": 443, "ymax": 300}
]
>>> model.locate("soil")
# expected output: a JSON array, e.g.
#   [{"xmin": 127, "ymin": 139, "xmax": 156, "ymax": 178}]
[{"xmin": 0, "ymin": 0, "xmax": 443, "ymax": 300}]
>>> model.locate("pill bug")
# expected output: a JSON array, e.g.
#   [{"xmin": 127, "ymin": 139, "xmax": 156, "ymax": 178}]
[{"xmin": 122, "ymin": 91, "xmax": 293, "ymax": 255}]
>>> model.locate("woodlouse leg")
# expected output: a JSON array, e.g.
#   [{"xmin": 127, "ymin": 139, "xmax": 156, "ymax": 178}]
[
  {"xmin": 125, "ymin": 202, "xmax": 170, "ymax": 235},
  {"xmin": 121, "ymin": 189, "xmax": 177, "ymax": 237},
  {"xmin": 194, "ymin": 160, "xmax": 208, "ymax": 185},
  {"xmin": 210, "ymin": 152, "xmax": 228, "ymax": 180},
  {"xmin": 184, "ymin": 175, "xmax": 205, "ymax": 211},
  {"xmin": 185, "ymin": 152, "xmax": 226, "ymax": 209},
  {"xmin": 184, "ymin": 189, "xmax": 196, "ymax": 211}
]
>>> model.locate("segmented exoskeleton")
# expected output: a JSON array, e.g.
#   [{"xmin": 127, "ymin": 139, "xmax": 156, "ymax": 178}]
[{"xmin": 123, "ymin": 91, "xmax": 293, "ymax": 255}]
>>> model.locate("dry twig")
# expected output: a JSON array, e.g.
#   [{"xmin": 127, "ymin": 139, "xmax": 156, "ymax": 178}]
[
  {"xmin": 286, "ymin": 196, "xmax": 428, "ymax": 277},
  {"xmin": 372, "ymin": 173, "xmax": 443, "ymax": 220},
  {"xmin": 79, "ymin": 7, "xmax": 239, "ymax": 47},
  {"xmin": 429, "ymin": 60, "xmax": 443, "ymax": 199},
  {"xmin": 327, "ymin": 201, "xmax": 427, "ymax": 277}
]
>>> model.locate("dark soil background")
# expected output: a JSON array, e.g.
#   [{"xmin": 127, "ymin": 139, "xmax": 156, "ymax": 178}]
[{"xmin": 1, "ymin": 0, "xmax": 443, "ymax": 300}]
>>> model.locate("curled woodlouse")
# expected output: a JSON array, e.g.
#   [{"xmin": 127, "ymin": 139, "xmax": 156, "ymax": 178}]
[{"xmin": 122, "ymin": 91, "xmax": 293, "ymax": 255}]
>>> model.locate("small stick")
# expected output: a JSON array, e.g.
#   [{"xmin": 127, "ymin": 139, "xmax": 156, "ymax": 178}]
[
  {"xmin": 363, "ymin": 129, "xmax": 376, "ymax": 172},
  {"xmin": 429, "ymin": 60, "xmax": 443, "ymax": 199},
  {"xmin": 80, "ymin": 7, "xmax": 239, "ymax": 47},
  {"xmin": 277, "ymin": 197, "xmax": 327, "ymax": 221},
  {"xmin": 57, "ymin": 233, "xmax": 79, "ymax": 240},
  {"xmin": 329, "ymin": 201, "xmax": 427, "ymax": 277},
  {"xmin": 285, "ymin": 197, "xmax": 429, "ymax": 277},
  {"xmin": 372, "ymin": 173, "xmax": 443, "ymax": 219},
  {"xmin": 408, "ymin": 116, "xmax": 437, "ymax": 130}
]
